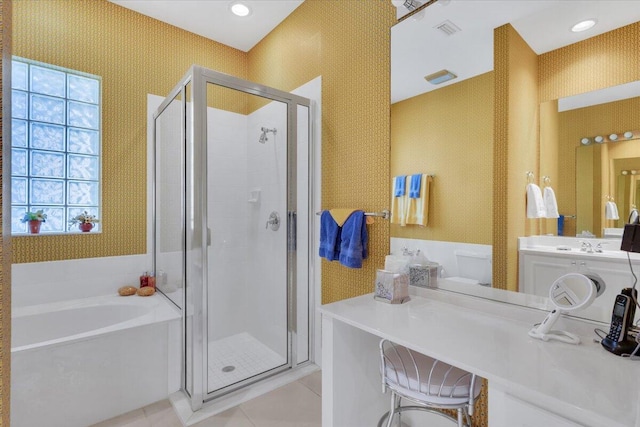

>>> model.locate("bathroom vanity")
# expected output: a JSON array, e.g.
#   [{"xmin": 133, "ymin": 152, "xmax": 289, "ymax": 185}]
[
  {"xmin": 320, "ymin": 288, "xmax": 640, "ymax": 427},
  {"xmin": 518, "ymin": 236, "xmax": 640, "ymax": 324}
]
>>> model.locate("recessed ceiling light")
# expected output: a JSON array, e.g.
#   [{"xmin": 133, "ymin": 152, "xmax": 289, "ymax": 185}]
[
  {"xmin": 230, "ymin": 1, "xmax": 251, "ymax": 17},
  {"xmin": 571, "ymin": 19, "xmax": 597, "ymax": 33}
]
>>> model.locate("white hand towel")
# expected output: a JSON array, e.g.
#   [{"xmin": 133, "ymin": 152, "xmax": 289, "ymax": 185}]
[
  {"xmin": 605, "ymin": 201, "xmax": 619, "ymax": 220},
  {"xmin": 526, "ymin": 183, "xmax": 546, "ymax": 219},
  {"xmin": 543, "ymin": 186, "xmax": 559, "ymax": 219}
]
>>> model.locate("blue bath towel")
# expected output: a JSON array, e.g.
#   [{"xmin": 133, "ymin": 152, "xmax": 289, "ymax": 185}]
[
  {"xmin": 338, "ymin": 211, "xmax": 368, "ymax": 268},
  {"xmin": 319, "ymin": 210, "xmax": 341, "ymax": 261},
  {"xmin": 408, "ymin": 174, "xmax": 422, "ymax": 198},
  {"xmin": 394, "ymin": 175, "xmax": 406, "ymax": 197}
]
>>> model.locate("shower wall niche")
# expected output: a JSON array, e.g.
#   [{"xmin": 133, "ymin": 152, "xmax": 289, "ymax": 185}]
[{"xmin": 153, "ymin": 66, "xmax": 312, "ymax": 410}]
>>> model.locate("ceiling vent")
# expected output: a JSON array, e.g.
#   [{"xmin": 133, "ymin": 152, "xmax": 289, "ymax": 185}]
[
  {"xmin": 424, "ymin": 69, "xmax": 457, "ymax": 85},
  {"xmin": 434, "ymin": 20, "xmax": 461, "ymax": 36}
]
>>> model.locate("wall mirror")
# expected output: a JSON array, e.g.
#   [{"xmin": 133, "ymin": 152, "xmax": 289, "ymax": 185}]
[
  {"xmin": 390, "ymin": 0, "xmax": 640, "ymax": 322},
  {"xmin": 541, "ymin": 80, "xmax": 640, "ymax": 238}
]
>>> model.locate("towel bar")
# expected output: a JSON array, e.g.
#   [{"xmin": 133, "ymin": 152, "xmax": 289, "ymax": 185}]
[{"xmin": 315, "ymin": 209, "xmax": 390, "ymax": 220}]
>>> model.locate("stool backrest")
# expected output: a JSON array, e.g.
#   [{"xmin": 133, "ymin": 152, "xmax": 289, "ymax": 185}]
[{"xmin": 379, "ymin": 339, "xmax": 479, "ymax": 414}]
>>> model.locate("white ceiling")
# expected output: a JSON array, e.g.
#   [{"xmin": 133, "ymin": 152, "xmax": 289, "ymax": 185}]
[
  {"xmin": 108, "ymin": 0, "xmax": 304, "ymax": 52},
  {"xmin": 392, "ymin": 1, "xmax": 640, "ymax": 103}
]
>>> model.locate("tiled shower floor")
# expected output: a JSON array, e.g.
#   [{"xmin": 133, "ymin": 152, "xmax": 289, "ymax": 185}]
[{"xmin": 208, "ymin": 332, "xmax": 287, "ymax": 392}]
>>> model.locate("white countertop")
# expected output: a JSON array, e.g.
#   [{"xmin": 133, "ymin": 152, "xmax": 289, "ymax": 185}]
[{"xmin": 319, "ymin": 290, "xmax": 640, "ymax": 427}]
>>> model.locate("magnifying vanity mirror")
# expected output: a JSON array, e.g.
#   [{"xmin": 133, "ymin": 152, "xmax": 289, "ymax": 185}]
[
  {"xmin": 390, "ymin": 0, "xmax": 640, "ymax": 323},
  {"xmin": 529, "ymin": 272, "xmax": 604, "ymax": 344}
]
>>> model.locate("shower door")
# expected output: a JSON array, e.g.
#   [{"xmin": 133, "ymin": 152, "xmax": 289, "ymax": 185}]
[
  {"xmin": 155, "ymin": 66, "xmax": 311, "ymax": 410},
  {"xmin": 203, "ymin": 79, "xmax": 291, "ymax": 397},
  {"xmin": 196, "ymin": 68, "xmax": 311, "ymax": 405}
]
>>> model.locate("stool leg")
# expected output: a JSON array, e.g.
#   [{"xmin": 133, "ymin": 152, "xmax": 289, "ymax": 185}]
[
  {"xmin": 385, "ymin": 392, "xmax": 399, "ymax": 427},
  {"xmin": 463, "ymin": 407, "xmax": 472, "ymax": 427}
]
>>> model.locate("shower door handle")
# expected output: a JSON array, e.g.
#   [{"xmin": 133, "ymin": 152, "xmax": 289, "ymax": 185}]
[
  {"xmin": 266, "ymin": 211, "xmax": 280, "ymax": 231},
  {"xmin": 288, "ymin": 211, "xmax": 296, "ymax": 251}
]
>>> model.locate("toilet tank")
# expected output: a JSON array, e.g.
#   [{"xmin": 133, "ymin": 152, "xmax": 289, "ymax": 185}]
[{"xmin": 454, "ymin": 250, "xmax": 492, "ymax": 285}]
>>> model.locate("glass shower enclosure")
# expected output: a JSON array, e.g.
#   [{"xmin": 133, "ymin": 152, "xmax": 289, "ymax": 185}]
[{"xmin": 153, "ymin": 66, "xmax": 312, "ymax": 410}]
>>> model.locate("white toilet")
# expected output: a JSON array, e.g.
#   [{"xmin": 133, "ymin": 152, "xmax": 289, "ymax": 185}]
[{"xmin": 449, "ymin": 250, "xmax": 492, "ymax": 286}]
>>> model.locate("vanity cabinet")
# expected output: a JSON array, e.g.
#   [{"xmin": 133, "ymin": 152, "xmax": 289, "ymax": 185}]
[
  {"xmin": 519, "ymin": 251, "xmax": 638, "ymax": 322},
  {"xmin": 489, "ymin": 387, "xmax": 583, "ymax": 427},
  {"xmin": 519, "ymin": 253, "xmax": 636, "ymax": 295}
]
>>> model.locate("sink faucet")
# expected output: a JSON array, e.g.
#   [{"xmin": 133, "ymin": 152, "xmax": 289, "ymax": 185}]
[
  {"xmin": 401, "ymin": 247, "xmax": 415, "ymax": 256},
  {"xmin": 594, "ymin": 242, "xmax": 607, "ymax": 253},
  {"xmin": 580, "ymin": 241, "xmax": 594, "ymax": 253},
  {"xmin": 580, "ymin": 241, "xmax": 608, "ymax": 253}
]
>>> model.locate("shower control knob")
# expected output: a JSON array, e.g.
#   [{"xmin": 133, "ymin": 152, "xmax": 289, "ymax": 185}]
[{"xmin": 266, "ymin": 211, "xmax": 280, "ymax": 231}]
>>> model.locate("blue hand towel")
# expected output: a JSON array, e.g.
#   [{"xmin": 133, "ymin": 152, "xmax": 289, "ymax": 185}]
[
  {"xmin": 338, "ymin": 211, "xmax": 368, "ymax": 269},
  {"xmin": 408, "ymin": 174, "xmax": 422, "ymax": 198},
  {"xmin": 394, "ymin": 175, "xmax": 406, "ymax": 197},
  {"xmin": 319, "ymin": 210, "xmax": 341, "ymax": 261}
]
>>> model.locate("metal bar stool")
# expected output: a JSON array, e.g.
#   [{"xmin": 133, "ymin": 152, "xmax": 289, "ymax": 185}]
[{"xmin": 378, "ymin": 339, "xmax": 482, "ymax": 427}]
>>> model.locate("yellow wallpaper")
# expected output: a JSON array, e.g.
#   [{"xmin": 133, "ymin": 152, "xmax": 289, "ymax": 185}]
[
  {"xmin": 493, "ymin": 25, "xmax": 509, "ymax": 292},
  {"xmin": 539, "ymin": 22, "xmax": 640, "ymax": 103},
  {"xmin": 493, "ymin": 24, "xmax": 539, "ymax": 291},
  {"xmin": 11, "ymin": 0, "xmax": 247, "ymax": 263},
  {"xmin": 248, "ymin": 1, "xmax": 396, "ymax": 306},
  {"xmin": 507, "ymin": 25, "xmax": 539, "ymax": 291},
  {"xmin": 390, "ymin": 72, "xmax": 493, "ymax": 245},
  {"xmin": 0, "ymin": 1, "xmax": 10, "ymax": 424},
  {"xmin": 539, "ymin": 100, "xmax": 559, "ymax": 236}
]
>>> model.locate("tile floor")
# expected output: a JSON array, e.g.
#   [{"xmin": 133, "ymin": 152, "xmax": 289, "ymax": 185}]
[{"xmin": 91, "ymin": 370, "xmax": 321, "ymax": 427}]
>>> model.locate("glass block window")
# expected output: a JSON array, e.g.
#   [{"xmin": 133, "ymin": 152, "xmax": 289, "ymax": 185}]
[{"xmin": 11, "ymin": 57, "xmax": 101, "ymax": 234}]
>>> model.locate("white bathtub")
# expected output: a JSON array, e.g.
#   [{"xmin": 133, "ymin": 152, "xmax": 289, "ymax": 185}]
[{"xmin": 11, "ymin": 293, "xmax": 181, "ymax": 427}]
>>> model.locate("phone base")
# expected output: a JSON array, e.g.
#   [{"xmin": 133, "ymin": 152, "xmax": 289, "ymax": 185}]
[{"xmin": 601, "ymin": 337, "xmax": 640, "ymax": 356}]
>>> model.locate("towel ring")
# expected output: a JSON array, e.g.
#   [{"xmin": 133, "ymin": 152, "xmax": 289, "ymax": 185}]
[{"xmin": 542, "ymin": 176, "xmax": 551, "ymax": 185}]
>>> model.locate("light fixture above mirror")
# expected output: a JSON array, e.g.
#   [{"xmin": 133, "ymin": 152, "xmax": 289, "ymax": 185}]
[{"xmin": 579, "ymin": 130, "xmax": 638, "ymax": 145}]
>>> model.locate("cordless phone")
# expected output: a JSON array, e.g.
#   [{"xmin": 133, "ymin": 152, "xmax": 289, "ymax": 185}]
[
  {"xmin": 601, "ymin": 288, "xmax": 638, "ymax": 356},
  {"xmin": 606, "ymin": 294, "xmax": 631, "ymax": 342}
]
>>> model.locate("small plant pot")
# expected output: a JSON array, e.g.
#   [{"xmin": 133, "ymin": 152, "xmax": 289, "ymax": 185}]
[
  {"xmin": 28, "ymin": 220, "xmax": 42, "ymax": 234},
  {"xmin": 79, "ymin": 223, "xmax": 93, "ymax": 232}
]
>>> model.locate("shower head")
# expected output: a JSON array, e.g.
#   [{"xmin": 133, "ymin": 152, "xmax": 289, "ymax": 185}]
[{"xmin": 259, "ymin": 127, "xmax": 277, "ymax": 144}]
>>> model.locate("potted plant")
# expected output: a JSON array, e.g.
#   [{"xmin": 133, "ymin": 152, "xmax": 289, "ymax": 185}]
[
  {"xmin": 69, "ymin": 211, "xmax": 99, "ymax": 232},
  {"xmin": 21, "ymin": 210, "xmax": 47, "ymax": 234}
]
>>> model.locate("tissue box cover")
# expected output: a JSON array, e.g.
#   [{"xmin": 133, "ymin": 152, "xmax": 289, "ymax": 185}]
[
  {"xmin": 374, "ymin": 269, "xmax": 410, "ymax": 304},
  {"xmin": 409, "ymin": 262, "xmax": 439, "ymax": 288}
]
